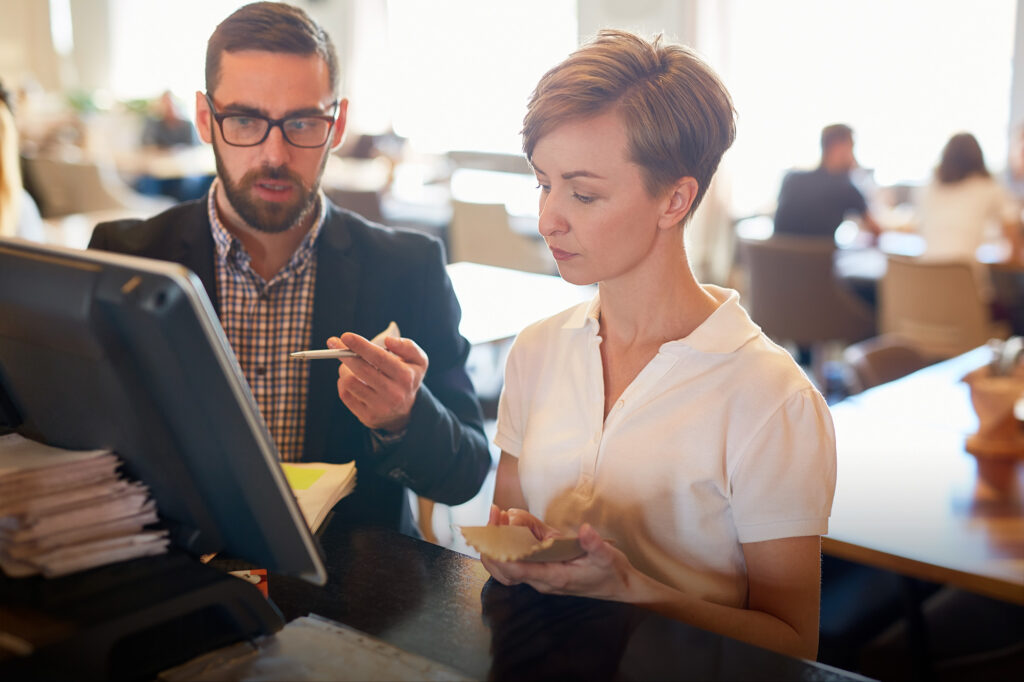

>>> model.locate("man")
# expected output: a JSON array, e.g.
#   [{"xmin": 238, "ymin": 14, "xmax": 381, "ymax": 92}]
[
  {"xmin": 89, "ymin": 2, "xmax": 490, "ymax": 536},
  {"xmin": 773, "ymin": 124, "xmax": 881, "ymax": 242}
]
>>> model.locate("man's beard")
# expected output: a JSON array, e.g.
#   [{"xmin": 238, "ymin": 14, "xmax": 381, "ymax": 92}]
[{"xmin": 213, "ymin": 141, "xmax": 330, "ymax": 234}]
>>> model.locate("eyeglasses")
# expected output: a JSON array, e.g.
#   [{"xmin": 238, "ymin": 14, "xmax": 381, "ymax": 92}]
[{"xmin": 204, "ymin": 93, "xmax": 339, "ymax": 148}]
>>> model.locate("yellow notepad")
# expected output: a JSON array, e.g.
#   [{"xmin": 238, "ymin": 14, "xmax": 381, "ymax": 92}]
[{"xmin": 280, "ymin": 462, "xmax": 357, "ymax": 532}]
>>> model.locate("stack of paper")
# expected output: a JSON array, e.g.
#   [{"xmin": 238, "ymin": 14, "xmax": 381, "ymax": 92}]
[
  {"xmin": 280, "ymin": 461, "xmax": 357, "ymax": 532},
  {"xmin": 0, "ymin": 433, "xmax": 167, "ymax": 578}
]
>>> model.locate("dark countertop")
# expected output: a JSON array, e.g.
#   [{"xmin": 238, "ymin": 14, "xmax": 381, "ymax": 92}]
[
  {"xmin": 267, "ymin": 520, "xmax": 869, "ymax": 681},
  {"xmin": 0, "ymin": 514, "xmax": 870, "ymax": 680}
]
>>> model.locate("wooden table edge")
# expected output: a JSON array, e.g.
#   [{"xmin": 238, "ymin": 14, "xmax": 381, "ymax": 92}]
[{"xmin": 821, "ymin": 536, "xmax": 1024, "ymax": 606}]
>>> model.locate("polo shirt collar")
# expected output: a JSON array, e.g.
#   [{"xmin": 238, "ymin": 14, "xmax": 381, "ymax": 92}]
[
  {"xmin": 560, "ymin": 284, "xmax": 760, "ymax": 355},
  {"xmin": 562, "ymin": 293, "xmax": 601, "ymax": 331},
  {"xmin": 676, "ymin": 285, "xmax": 762, "ymax": 354}
]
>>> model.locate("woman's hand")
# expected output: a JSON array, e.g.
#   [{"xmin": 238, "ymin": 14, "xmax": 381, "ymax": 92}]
[
  {"xmin": 479, "ymin": 504, "xmax": 557, "ymax": 585},
  {"xmin": 480, "ymin": 506, "xmax": 639, "ymax": 602}
]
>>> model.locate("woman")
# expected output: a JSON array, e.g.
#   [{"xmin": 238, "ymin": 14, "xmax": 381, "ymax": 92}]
[
  {"xmin": 481, "ymin": 31, "xmax": 836, "ymax": 660},
  {"xmin": 916, "ymin": 132, "xmax": 1020, "ymax": 263},
  {"xmin": 0, "ymin": 83, "xmax": 43, "ymax": 241}
]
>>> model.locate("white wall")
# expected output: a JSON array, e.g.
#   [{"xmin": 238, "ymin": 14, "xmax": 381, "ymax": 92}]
[
  {"xmin": 5, "ymin": 0, "xmax": 1024, "ymax": 156},
  {"xmin": 0, "ymin": 0, "xmax": 61, "ymax": 92},
  {"xmin": 69, "ymin": 0, "xmax": 113, "ymax": 94},
  {"xmin": 577, "ymin": 0, "xmax": 697, "ymax": 45},
  {"xmin": 1011, "ymin": 0, "xmax": 1024, "ymax": 139}
]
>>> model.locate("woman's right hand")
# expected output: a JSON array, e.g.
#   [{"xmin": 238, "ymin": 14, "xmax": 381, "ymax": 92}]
[
  {"xmin": 495, "ymin": 505, "xmax": 560, "ymax": 540},
  {"xmin": 480, "ymin": 504, "xmax": 561, "ymax": 584}
]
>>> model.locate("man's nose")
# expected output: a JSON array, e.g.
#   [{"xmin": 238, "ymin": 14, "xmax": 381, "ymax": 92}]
[{"xmin": 260, "ymin": 125, "xmax": 291, "ymax": 165}]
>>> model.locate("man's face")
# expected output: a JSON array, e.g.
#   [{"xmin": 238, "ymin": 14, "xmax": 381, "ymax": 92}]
[
  {"xmin": 196, "ymin": 50, "xmax": 347, "ymax": 234},
  {"xmin": 831, "ymin": 138, "xmax": 857, "ymax": 172}
]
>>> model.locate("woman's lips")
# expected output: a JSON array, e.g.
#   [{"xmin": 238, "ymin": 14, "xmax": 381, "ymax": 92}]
[{"xmin": 549, "ymin": 247, "xmax": 576, "ymax": 261}]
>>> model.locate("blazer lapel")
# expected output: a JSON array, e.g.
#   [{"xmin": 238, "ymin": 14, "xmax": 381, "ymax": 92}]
[
  {"xmin": 303, "ymin": 205, "xmax": 359, "ymax": 462},
  {"xmin": 173, "ymin": 200, "xmax": 220, "ymax": 313}
]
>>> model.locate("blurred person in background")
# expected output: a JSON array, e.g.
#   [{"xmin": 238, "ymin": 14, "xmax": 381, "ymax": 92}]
[
  {"xmin": 773, "ymin": 124, "xmax": 881, "ymax": 244},
  {"xmin": 915, "ymin": 132, "xmax": 1020, "ymax": 264},
  {"xmin": 136, "ymin": 90, "xmax": 212, "ymax": 202},
  {"xmin": 0, "ymin": 81, "xmax": 44, "ymax": 241},
  {"xmin": 142, "ymin": 90, "xmax": 201, "ymax": 149}
]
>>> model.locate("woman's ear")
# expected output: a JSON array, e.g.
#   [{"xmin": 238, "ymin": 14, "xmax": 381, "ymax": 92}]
[{"xmin": 658, "ymin": 177, "xmax": 699, "ymax": 229}]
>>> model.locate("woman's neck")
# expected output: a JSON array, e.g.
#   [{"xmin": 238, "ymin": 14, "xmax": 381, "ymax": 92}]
[{"xmin": 597, "ymin": 245, "xmax": 719, "ymax": 348}]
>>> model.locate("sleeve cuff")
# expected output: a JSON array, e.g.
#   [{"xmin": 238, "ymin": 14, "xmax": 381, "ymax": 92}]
[
  {"xmin": 369, "ymin": 426, "xmax": 408, "ymax": 453},
  {"xmin": 735, "ymin": 517, "xmax": 829, "ymax": 544},
  {"xmin": 492, "ymin": 430, "xmax": 521, "ymax": 458}
]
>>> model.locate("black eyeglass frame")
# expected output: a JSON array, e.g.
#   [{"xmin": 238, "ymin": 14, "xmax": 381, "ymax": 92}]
[{"xmin": 203, "ymin": 92, "xmax": 340, "ymax": 148}]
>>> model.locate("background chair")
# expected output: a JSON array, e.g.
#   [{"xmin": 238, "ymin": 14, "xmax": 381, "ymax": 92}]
[
  {"xmin": 448, "ymin": 200, "xmax": 554, "ymax": 274},
  {"xmin": 841, "ymin": 334, "xmax": 931, "ymax": 395},
  {"xmin": 738, "ymin": 235, "xmax": 876, "ymax": 381},
  {"xmin": 22, "ymin": 154, "xmax": 173, "ymax": 248},
  {"xmin": 879, "ymin": 256, "xmax": 1004, "ymax": 361},
  {"xmin": 987, "ymin": 262, "xmax": 1024, "ymax": 337},
  {"xmin": 324, "ymin": 187, "xmax": 385, "ymax": 224},
  {"xmin": 23, "ymin": 155, "xmax": 169, "ymax": 219}
]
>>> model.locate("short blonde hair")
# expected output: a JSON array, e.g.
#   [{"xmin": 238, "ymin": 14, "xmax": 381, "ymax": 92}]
[{"xmin": 522, "ymin": 30, "xmax": 736, "ymax": 217}]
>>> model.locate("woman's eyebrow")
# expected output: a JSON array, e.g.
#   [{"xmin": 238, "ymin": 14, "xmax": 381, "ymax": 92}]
[
  {"xmin": 531, "ymin": 164, "xmax": 605, "ymax": 180},
  {"xmin": 562, "ymin": 170, "xmax": 605, "ymax": 180}
]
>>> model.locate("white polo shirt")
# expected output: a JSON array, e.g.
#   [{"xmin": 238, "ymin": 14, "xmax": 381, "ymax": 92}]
[{"xmin": 495, "ymin": 285, "xmax": 836, "ymax": 608}]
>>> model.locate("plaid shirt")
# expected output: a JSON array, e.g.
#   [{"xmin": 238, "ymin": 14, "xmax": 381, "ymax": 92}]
[{"xmin": 208, "ymin": 181, "xmax": 326, "ymax": 462}]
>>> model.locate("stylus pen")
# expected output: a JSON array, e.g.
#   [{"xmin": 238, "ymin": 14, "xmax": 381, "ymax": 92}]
[{"xmin": 290, "ymin": 348, "xmax": 359, "ymax": 360}]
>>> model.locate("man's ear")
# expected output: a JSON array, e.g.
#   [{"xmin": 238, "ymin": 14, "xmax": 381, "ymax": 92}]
[
  {"xmin": 195, "ymin": 91, "xmax": 213, "ymax": 144},
  {"xmin": 658, "ymin": 176, "xmax": 699, "ymax": 229},
  {"xmin": 329, "ymin": 98, "xmax": 349, "ymax": 150}
]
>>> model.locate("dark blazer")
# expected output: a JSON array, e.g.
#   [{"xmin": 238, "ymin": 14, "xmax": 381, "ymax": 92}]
[{"xmin": 89, "ymin": 198, "xmax": 491, "ymax": 536}]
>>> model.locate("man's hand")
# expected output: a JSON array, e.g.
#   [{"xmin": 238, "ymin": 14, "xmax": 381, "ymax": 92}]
[{"xmin": 327, "ymin": 332, "xmax": 428, "ymax": 433}]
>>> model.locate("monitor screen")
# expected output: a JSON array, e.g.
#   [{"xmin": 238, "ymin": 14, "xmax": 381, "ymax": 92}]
[{"xmin": 0, "ymin": 237, "xmax": 326, "ymax": 584}]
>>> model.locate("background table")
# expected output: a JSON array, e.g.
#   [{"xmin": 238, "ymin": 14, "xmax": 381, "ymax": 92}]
[
  {"xmin": 447, "ymin": 261, "xmax": 595, "ymax": 346},
  {"xmin": 824, "ymin": 346, "xmax": 1024, "ymax": 605}
]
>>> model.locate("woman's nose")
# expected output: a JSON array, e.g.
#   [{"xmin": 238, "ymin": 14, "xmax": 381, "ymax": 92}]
[{"xmin": 537, "ymin": 193, "xmax": 566, "ymax": 237}]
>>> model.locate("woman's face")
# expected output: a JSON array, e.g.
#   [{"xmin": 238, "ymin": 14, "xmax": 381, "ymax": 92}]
[{"xmin": 531, "ymin": 111, "xmax": 673, "ymax": 286}]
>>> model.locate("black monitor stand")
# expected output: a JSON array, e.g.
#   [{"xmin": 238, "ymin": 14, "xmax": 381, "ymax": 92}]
[{"xmin": 0, "ymin": 549, "xmax": 283, "ymax": 681}]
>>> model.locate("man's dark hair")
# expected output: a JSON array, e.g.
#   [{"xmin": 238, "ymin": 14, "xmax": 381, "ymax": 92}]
[
  {"xmin": 206, "ymin": 2, "xmax": 339, "ymax": 97},
  {"xmin": 820, "ymin": 124, "xmax": 853, "ymax": 154}
]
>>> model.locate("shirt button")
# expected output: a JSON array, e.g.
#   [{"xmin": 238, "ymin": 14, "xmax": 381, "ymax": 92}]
[
  {"xmin": 259, "ymin": 292, "xmax": 270, "ymax": 302},
  {"xmin": 255, "ymin": 366, "xmax": 267, "ymax": 377}
]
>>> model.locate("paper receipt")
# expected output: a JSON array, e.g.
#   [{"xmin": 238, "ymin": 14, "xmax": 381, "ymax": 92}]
[{"xmin": 460, "ymin": 525, "xmax": 584, "ymax": 562}]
